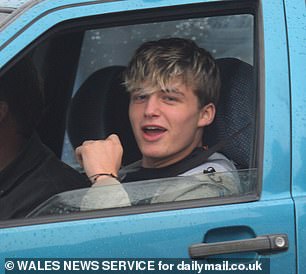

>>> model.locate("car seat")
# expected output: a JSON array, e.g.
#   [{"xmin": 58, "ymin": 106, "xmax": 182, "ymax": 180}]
[
  {"xmin": 204, "ymin": 58, "xmax": 256, "ymax": 169},
  {"xmin": 67, "ymin": 58, "xmax": 256, "ymax": 168},
  {"xmin": 66, "ymin": 66, "xmax": 140, "ymax": 165}
]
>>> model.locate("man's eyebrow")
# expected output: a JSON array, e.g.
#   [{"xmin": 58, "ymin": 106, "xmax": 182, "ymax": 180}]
[
  {"xmin": 161, "ymin": 88, "xmax": 185, "ymax": 97},
  {"xmin": 131, "ymin": 88, "xmax": 143, "ymax": 93},
  {"xmin": 131, "ymin": 88, "xmax": 150, "ymax": 95}
]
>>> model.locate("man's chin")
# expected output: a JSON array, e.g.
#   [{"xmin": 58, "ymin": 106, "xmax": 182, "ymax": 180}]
[{"xmin": 141, "ymin": 151, "xmax": 166, "ymax": 160}]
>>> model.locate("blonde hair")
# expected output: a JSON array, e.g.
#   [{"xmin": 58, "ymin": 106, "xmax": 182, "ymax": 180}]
[{"xmin": 124, "ymin": 38, "xmax": 220, "ymax": 107}]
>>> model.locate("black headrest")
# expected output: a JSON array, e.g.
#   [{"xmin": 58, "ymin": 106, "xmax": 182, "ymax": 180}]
[
  {"xmin": 204, "ymin": 58, "xmax": 256, "ymax": 169},
  {"xmin": 67, "ymin": 58, "xmax": 255, "ymax": 169},
  {"xmin": 67, "ymin": 66, "xmax": 141, "ymax": 165}
]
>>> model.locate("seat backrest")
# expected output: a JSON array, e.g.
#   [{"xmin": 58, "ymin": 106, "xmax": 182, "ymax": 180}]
[
  {"xmin": 204, "ymin": 58, "xmax": 256, "ymax": 169},
  {"xmin": 66, "ymin": 66, "xmax": 141, "ymax": 165},
  {"xmin": 67, "ymin": 58, "xmax": 256, "ymax": 168}
]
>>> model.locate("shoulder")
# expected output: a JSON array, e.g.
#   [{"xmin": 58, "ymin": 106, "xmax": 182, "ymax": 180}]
[
  {"xmin": 26, "ymin": 134, "xmax": 90, "ymax": 190},
  {"xmin": 41, "ymin": 156, "xmax": 91, "ymax": 190},
  {"xmin": 180, "ymin": 152, "xmax": 236, "ymax": 176}
]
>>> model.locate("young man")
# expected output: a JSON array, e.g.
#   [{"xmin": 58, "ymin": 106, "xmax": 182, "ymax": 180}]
[
  {"xmin": 76, "ymin": 38, "xmax": 239, "ymax": 208},
  {"xmin": 0, "ymin": 58, "xmax": 90, "ymax": 219},
  {"xmin": 77, "ymin": 38, "xmax": 235, "ymax": 180}
]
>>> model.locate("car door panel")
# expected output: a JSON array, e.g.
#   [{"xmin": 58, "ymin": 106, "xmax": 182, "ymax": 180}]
[{"xmin": 0, "ymin": 201, "xmax": 295, "ymax": 270}]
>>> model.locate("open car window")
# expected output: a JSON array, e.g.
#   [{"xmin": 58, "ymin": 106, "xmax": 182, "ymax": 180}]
[
  {"xmin": 62, "ymin": 14, "xmax": 254, "ymax": 170},
  {"xmin": 37, "ymin": 10, "xmax": 256, "ymax": 217},
  {"xmin": 28, "ymin": 169, "xmax": 257, "ymax": 218}
]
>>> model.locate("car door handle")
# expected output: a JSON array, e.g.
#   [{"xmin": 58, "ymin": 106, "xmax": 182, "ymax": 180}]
[{"xmin": 189, "ymin": 234, "xmax": 288, "ymax": 259}]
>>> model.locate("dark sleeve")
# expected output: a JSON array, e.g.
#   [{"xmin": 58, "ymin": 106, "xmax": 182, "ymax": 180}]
[{"xmin": 1, "ymin": 156, "xmax": 90, "ymax": 220}]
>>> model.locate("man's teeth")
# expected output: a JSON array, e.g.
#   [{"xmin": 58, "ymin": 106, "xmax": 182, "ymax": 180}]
[
  {"xmin": 146, "ymin": 127, "xmax": 160, "ymax": 130},
  {"xmin": 144, "ymin": 126, "xmax": 165, "ymax": 131}
]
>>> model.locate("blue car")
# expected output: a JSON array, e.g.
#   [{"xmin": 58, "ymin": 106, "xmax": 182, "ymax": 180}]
[{"xmin": 0, "ymin": 0, "xmax": 305, "ymax": 273}]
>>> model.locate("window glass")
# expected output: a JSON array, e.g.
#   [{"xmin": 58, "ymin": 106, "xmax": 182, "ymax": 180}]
[
  {"xmin": 62, "ymin": 14, "xmax": 254, "ymax": 169},
  {"xmin": 74, "ymin": 15, "xmax": 253, "ymax": 90},
  {"xmin": 29, "ymin": 169, "xmax": 257, "ymax": 217}
]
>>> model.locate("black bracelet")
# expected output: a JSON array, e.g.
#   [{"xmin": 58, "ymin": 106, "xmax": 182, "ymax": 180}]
[{"xmin": 89, "ymin": 173, "xmax": 119, "ymax": 183}]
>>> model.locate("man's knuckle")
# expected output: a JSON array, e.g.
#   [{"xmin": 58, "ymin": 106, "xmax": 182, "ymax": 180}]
[{"xmin": 82, "ymin": 140, "xmax": 93, "ymax": 146}]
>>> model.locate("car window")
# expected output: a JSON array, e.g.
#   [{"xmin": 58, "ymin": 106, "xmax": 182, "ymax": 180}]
[
  {"xmin": 56, "ymin": 12, "xmax": 257, "ymax": 215},
  {"xmin": 62, "ymin": 14, "xmax": 254, "ymax": 170},
  {"xmin": 0, "ymin": 3, "xmax": 259, "ymax": 220}
]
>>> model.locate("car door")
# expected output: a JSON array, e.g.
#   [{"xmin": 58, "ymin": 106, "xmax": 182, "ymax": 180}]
[{"xmin": 0, "ymin": 0, "xmax": 296, "ymax": 273}]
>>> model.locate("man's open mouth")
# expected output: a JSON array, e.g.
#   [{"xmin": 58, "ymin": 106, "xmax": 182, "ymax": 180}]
[{"xmin": 142, "ymin": 126, "xmax": 167, "ymax": 134}]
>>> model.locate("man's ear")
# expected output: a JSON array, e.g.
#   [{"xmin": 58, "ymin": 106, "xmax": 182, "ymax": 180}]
[
  {"xmin": 0, "ymin": 101, "xmax": 9, "ymax": 123},
  {"xmin": 197, "ymin": 103, "xmax": 216, "ymax": 127}
]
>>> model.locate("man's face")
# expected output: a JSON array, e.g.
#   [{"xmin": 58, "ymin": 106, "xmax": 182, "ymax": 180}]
[{"xmin": 129, "ymin": 77, "xmax": 215, "ymax": 168}]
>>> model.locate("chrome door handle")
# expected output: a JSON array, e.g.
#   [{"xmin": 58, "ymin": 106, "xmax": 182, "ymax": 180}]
[{"xmin": 189, "ymin": 234, "xmax": 288, "ymax": 259}]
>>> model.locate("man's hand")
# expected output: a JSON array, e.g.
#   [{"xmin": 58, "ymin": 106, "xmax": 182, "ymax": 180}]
[{"xmin": 75, "ymin": 134, "xmax": 123, "ymax": 181}]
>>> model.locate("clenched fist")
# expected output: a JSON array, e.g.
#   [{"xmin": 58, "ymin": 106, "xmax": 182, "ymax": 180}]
[{"xmin": 75, "ymin": 134, "xmax": 123, "ymax": 181}]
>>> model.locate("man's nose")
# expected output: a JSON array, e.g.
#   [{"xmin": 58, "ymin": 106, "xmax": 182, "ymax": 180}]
[{"xmin": 144, "ymin": 95, "xmax": 160, "ymax": 118}]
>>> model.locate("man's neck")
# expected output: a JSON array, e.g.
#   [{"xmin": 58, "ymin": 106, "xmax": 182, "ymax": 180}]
[{"xmin": 142, "ymin": 145, "xmax": 203, "ymax": 169}]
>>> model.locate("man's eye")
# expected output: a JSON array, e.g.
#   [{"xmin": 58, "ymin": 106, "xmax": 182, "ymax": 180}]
[
  {"xmin": 162, "ymin": 95, "xmax": 178, "ymax": 103},
  {"xmin": 131, "ymin": 94, "xmax": 147, "ymax": 103}
]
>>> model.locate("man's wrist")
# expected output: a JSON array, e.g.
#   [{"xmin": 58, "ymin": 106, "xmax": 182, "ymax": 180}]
[{"xmin": 89, "ymin": 173, "xmax": 119, "ymax": 184}]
